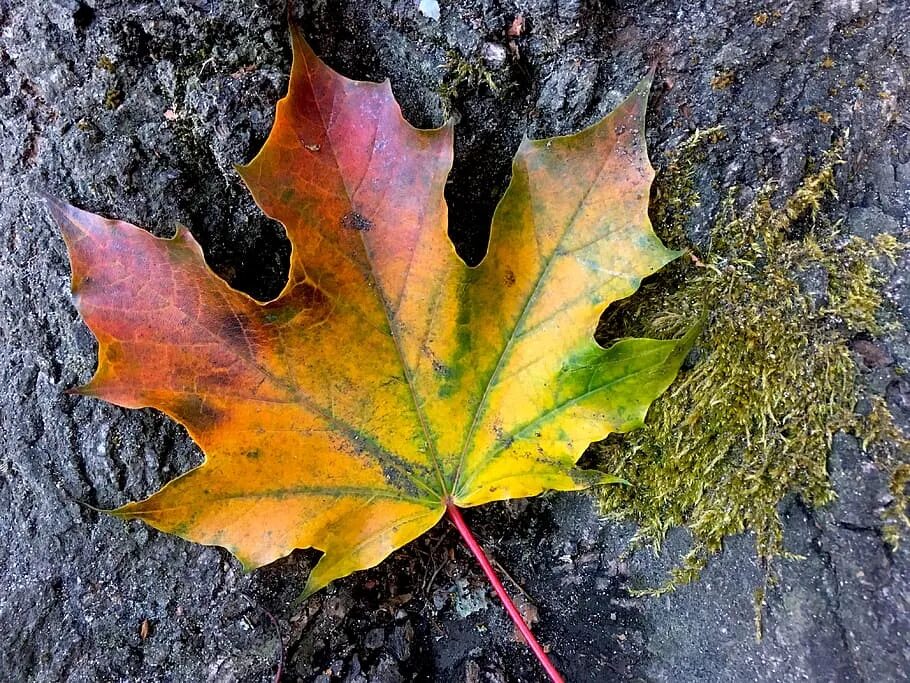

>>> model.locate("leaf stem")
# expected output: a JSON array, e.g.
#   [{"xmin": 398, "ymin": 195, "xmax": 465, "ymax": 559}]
[{"xmin": 445, "ymin": 502, "xmax": 565, "ymax": 683}]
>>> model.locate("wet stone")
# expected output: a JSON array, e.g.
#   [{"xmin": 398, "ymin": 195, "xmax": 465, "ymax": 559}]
[
  {"xmin": 2, "ymin": 1, "xmax": 908, "ymax": 681},
  {"xmin": 364, "ymin": 627, "xmax": 385, "ymax": 650}
]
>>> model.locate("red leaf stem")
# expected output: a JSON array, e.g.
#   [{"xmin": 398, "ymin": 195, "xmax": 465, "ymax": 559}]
[{"xmin": 445, "ymin": 502, "xmax": 564, "ymax": 683}]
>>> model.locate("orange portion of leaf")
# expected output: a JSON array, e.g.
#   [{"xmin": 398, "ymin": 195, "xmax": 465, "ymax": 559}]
[{"xmin": 50, "ymin": 28, "xmax": 695, "ymax": 596}]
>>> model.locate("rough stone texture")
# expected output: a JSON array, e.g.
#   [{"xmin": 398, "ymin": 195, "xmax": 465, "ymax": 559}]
[{"xmin": 1, "ymin": 1, "xmax": 908, "ymax": 681}]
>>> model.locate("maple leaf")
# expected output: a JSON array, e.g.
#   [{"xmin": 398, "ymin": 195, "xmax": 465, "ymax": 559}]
[{"xmin": 49, "ymin": 27, "xmax": 692, "ymax": 656}]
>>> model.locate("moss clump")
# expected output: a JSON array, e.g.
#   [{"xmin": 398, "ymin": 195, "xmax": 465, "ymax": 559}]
[
  {"xmin": 103, "ymin": 86, "xmax": 123, "ymax": 110},
  {"xmin": 853, "ymin": 396, "xmax": 910, "ymax": 547},
  {"xmin": 710, "ymin": 68, "xmax": 736, "ymax": 91},
  {"xmin": 96, "ymin": 54, "xmax": 116, "ymax": 72},
  {"xmin": 649, "ymin": 126, "xmax": 726, "ymax": 247},
  {"xmin": 437, "ymin": 50, "xmax": 498, "ymax": 114},
  {"xmin": 594, "ymin": 135, "xmax": 909, "ymax": 595}
]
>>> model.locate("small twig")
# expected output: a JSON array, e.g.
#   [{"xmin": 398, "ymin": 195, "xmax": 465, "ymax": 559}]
[
  {"xmin": 423, "ymin": 557, "xmax": 449, "ymax": 596},
  {"xmin": 241, "ymin": 594, "xmax": 285, "ymax": 683},
  {"xmin": 420, "ymin": 527, "xmax": 453, "ymax": 595},
  {"xmin": 489, "ymin": 555, "xmax": 534, "ymax": 603}
]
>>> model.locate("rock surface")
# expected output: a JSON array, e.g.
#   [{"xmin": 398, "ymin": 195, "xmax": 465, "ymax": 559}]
[{"xmin": 1, "ymin": 1, "xmax": 908, "ymax": 681}]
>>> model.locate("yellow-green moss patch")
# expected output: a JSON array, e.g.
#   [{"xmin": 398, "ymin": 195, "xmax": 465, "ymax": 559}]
[
  {"xmin": 437, "ymin": 49, "xmax": 499, "ymax": 114},
  {"xmin": 595, "ymin": 135, "xmax": 909, "ymax": 595}
]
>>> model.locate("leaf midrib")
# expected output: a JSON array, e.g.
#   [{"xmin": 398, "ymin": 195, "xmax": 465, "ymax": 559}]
[
  {"xmin": 455, "ymin": 344, "xmax": 671, "ymax": 492},
  {"xmin": 451, "ymin": 142, "xmax": 624, "ymax": 497},
  {"xmin": 298, "ymin": 53, "xmax": 450, "ymax": 500}
]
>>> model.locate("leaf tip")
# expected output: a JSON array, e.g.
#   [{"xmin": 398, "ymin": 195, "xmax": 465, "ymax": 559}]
[
  {"xmin": 232, "ymin": 161, "xmax": 250, "ymax": 179},
  {"xmin": 65, "ymin": 383, "xmax": 95, "ymax": 398},
  {"xmin": 636, "ymin": 65, "xmax": 656, "ymax": 97},
  {"xmin": 679, "ymin": 318, "xmax": 705, "ymax": 352},
  {"xmin": 237, "ymin": 555, "xmax": 261, "ymax": 574},
  {"xmin": 67, "ymin": 375, "xmax": 108, "ymax": 399},
  {"xmin": 288, "ymin": 20, "xmax": 318, "ymax": 64},
  {"xmin": 107, "ymin": 503, "xmax": 136, "ymax": 520},
  {"xmin": 658, "ymin": 321, "xmax": 703, "ymax": 384},
  {"xmin": 296, "ymin": 577, "xmax": 322, "ymax": 604},
  {"xmin": 570, "ymin": 467, "xmax": 627, "ymax": 490},
  {"xmin": 661, "ymin": 246, "xmax": 686, "ymax": 268},
  {"xmin": 171, "ymin": 223, "xmax": 198, "ymax": 245},
  {"xmin": 41, "ymin": 192, "xmax": 80, "ymax": 239},
  {"xmin": 37, "ymin": 188, "xmax": 60, "ymax": 210},
  {"xmin": 72, "ymin": 497, "xmax": 107, "ymax": 514}
]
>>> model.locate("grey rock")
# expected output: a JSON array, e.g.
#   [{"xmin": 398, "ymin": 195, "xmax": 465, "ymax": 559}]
[
  {"xmin": 364, "ymin": 627, "xmax": 385, "ymax": 650},
  {"xmin": 481, "ymin": 41, "xmax": 506, "ymax": 67},
  {"xmin": 1, "ymin": 0, "xmax": 909, "ymax": 681},
  {"xmin": 367, "ymin": 654, "xmax": 402, "ymax": 683},
  {"xmin": 825, "ymin": 433, "xmax": 890, "ymax": 534},
  {"xmin": 387, "ymin": 624, "xmax": 412, "ymax": 662}
]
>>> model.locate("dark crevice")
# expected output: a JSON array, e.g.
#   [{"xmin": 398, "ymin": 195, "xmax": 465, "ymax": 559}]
[
  {"xmin": 831, "ymin": 519, "xmax": 880, "ymax": 535},
  {"xmin": 797, "ymin": 498, "xmax": 865, "ymax": 680},
  {"xmin": 72, "ymin": 2, "xmax": 94, "ymax": 30}
]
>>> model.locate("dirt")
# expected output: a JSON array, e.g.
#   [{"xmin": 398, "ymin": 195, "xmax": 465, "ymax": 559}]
[{"xmin": 1, "ymin": 1, "xmax": 908, "ymax": 681}]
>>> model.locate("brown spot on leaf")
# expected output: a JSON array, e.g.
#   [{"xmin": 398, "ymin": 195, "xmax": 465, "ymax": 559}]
[
  {"xmin": 341, "ymin": 211, "xmax": 373, "ymax": 232},
  {"xmin": 264, "ymin": 281, "xmax": 332, "ymax": 327},
  {"xmin": 493, "ymin": 422, "xmax": 514, "ymax": 448},
  {"xmin": 503, "ymin": 268, "xmax": 516, "ymax": 287}
]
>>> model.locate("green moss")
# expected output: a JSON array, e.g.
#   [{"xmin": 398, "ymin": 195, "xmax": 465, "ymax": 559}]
[
  {"xmin": 825, "ymin": 233, "xmax": 902, "ymax": 334},
  {"xmin": 711, "ymin": 68, "xmax": 736, "ymax": 91},
  {"xmin": 96, "ymin": 55, "xmax": 116, "ymax": 72},
  {"xmin": 593, "ymin": 133, "xmax": 909, "ymax": 597},
  {"xmin": 103, "ymin": 86, "xmax": 123, "ymax": 110},
  {"xmin": 437, "ymin": 50, "xmax": 498, "ymax": 115},
  {"xmin": 854, "ymin": 396, "xmax": 910, "ymax": 547},
  {"xmin": 649, "ymin": 126, "xmax": 726, "ymax": 247}
]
